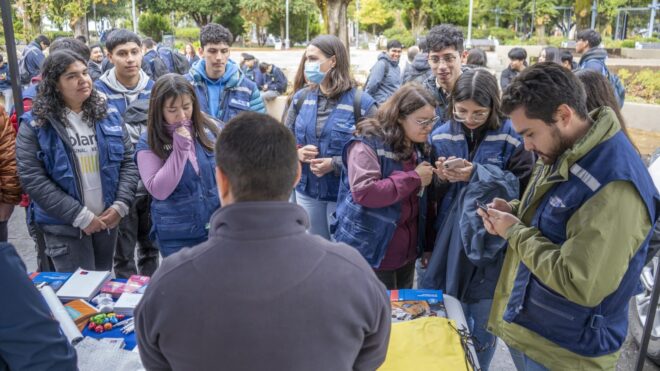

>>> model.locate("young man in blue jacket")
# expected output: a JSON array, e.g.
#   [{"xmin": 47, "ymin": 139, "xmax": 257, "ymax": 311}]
[
  {"xmin": 0, "ymin": 243, "xmax": 77, "ymax": 370},
  {"xmin": 365, "ymin": 39, "xmax": 402, "ymax": 104},
  {"xmin": 258, "ymin": 61, "xmax": 288, "ymax": 101},
  {"xmin": 186, "ymin": 23, "xmax": 265, "ymax": 122},
  {"xmin": 20, "ymin": 35, "xmax": 50, "ymax": 86}
]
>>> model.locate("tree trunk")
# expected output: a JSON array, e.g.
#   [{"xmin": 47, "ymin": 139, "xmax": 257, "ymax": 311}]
[
  {"xmin": 326, "ymin": 0, "xmax": 349, "ymax": 50},
  {"xmin": 72, "ymin": 14, "xmax": 88, "ymax": 38},
  {"xmin": 280, "ymin": 18, "xmax": 285, "ymax": 40},
  {"xmin": 575, "ymin": 0, "xmax": 591, "ymax": 32}
]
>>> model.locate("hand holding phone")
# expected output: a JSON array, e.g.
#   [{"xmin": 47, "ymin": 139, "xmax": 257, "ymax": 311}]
[
  {"xmin": 476, "ymin": 200, "xmax": 489, "ymax": 213},
  {"xmin": 443, "ymin": 158, "xmax": 466, "ymax": 170}
]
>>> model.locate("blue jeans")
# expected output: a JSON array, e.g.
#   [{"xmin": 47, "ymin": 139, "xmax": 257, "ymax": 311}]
[
  {"xmin": 508, "ymin": 347, "xmax": 549, "ymax": 371},
  {"xmin": 461, "ymin": 299, "xmax": 497, "ymax": 371},
  {"xmin": 295, "ymin": 191, "xmax": 336, "ymax": 240}
]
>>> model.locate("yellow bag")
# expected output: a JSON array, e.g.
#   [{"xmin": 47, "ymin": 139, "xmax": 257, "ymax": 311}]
[{"xmin": 379, "ymin": 317, "xmax": 472, "ymax": 371}]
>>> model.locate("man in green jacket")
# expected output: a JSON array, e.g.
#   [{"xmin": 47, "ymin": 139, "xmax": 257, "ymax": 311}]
[{"xmin": 478, "ymin": 62, "xmax": 659, "ymax": 370}]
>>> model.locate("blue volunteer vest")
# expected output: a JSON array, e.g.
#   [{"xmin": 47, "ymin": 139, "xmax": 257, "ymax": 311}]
[
  {"xmin": 94, "ymin": 79, "xmax": 154, "ymax": 116},
  {"xmin": 135, "ymin": 132, "xmax": 220, "ymax": 257},
  {"xmin": 502, "ymin": 131, "xmax": 660, "ymax": 357},
  {"xmin": 293, "ymin": 87, "xmax": 376, "ymax": 201},
  {"xmin": 333, "ymin": 136, "xmax": 428, "ymax": 268},
  {"xmin": 24, "ymin": 109, "xmax": 126, "ymax": 225},
  {"xmin": 430, "ymin": 119, "xmax": 522, "ymax": 230},
  {"xmin": 185, "ymin": 70, "xmax": 255, "ymax": 123}
]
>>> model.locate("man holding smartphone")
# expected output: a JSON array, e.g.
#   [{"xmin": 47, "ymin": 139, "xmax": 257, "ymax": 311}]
[{"xmin": 479, "ymin": 63, "xmax": 659, "ymax": 370}]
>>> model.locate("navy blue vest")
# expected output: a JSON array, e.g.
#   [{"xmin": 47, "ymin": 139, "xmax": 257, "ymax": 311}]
[
  {"xmin": 24, "ymin": 109, "xmax": 126, "ymax": 225},
  {"xmin": 502, "ymin": 131, "xmax": 660, "ymax": 357},
  {"xmin": 333, "ymin": 136, "xmax": 428, "ymax": 267},
  {"xmin": 135, "ymin": 132, "xmax": 220, "ymax": 257},
  {"xmin": 293, "ymin": 87, "xmax": 376, "ymax": 201},
  {"xmin": 431, "ymin": 119, "xmax": 522, "ymax": 230},
  {"xmin": 185, "ymin": 70, "xmax": 255, "ymax": 123}
]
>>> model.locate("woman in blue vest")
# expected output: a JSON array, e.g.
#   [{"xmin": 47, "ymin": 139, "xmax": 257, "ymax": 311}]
[
  {"xmin": 284, "ymin": 35, "xmax": 377, "ymax": 239},
  {"xmin": 15, "ymin": 50, "xmax": 139, "ymax": 272},
  {"xmin": 425, "ymin": 68, "xmax": 534, "ymax": 370},
  {"xmin": 136, "ymin": 74, "xmax": 221, "ymax": 257},
  {"xmin": 334, "ymin": 84, "xmax": 436, "ymax": 289}
]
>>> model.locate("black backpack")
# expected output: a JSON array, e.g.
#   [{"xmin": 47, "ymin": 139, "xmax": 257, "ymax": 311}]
[
  {"xmin": 18, "ymin": 46, "xmax": 38, "ymax": 85},
  {"xmin": 147, "ymin": 54, "xmax": 170, "ymax": 80}
]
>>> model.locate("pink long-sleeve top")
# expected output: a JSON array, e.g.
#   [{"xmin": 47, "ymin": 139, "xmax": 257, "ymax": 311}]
[
  {"xmin": 137, "ymin": 128, "xmax": 200, "ymax": 201},
  {"xmin": 347, "ymin": 141, "xmax": 422, "ymax": 271}
]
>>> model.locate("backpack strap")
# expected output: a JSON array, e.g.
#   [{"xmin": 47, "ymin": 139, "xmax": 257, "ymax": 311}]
[
  {"xmin": 294, "ymin": 88, "xmax": 311, "ymax": 117},
  {"xmin": 353, "ymin": 88, "xmax": 363, "ymax": 123}
]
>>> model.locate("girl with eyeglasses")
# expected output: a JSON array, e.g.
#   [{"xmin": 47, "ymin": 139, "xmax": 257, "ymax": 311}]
[
  {"xmin": 421, "ymin": 68, "xmax": 534, "ymax": 370},
  {"xmin": 284, "ymin": 35, "xmax": 377, "ymax": 240},
  {"xmin": 333, "ymin": 84, "xmax": 436, "ymax": 289}
]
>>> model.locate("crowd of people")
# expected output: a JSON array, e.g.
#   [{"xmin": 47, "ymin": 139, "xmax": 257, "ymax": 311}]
[{"xmin": 0, "ymin": 20, "xmax": 658, "ymax": 371}]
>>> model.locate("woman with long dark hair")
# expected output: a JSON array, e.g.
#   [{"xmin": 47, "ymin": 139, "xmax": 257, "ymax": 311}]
[
  {"xmin": 16, "ymin": 50, "xmax": 138, "ymax": 272},
  {"xmin": 135, "ymin": 73, "xmax": 221, "ymax": 257},
  {"xmin": 283, "ymin": 35, "xmax": 377, "ymax": 239},
  {"xmin": 422, "ymin": 68, "xmax": 534, "ymax": 370},
  {"xmin": 538, "ymin": 46, "xmax": 561, "ymax": 64},
  {"xmin": 334, "ymin": 84, "xmax": 435, "ymax": 289}
]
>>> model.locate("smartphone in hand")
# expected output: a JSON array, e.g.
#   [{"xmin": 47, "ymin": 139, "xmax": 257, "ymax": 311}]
[
  {"xmin": 476, "ymin": 200, "xmax": 489, "ymax": 213},
  {"xmin": 443, "ymin": 158, "xmax": 466, "ymax": 170}
]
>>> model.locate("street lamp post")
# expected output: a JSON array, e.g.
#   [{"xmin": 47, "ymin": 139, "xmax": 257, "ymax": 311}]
[
  {"xmin": 649, "ymin": 0, "xmax": 658, "ymax": 39},
  {"xmin": 131, "ymin": 0, "xmax": 137, "ymax": 33},
  {"xmin": 467, "ymin": 0, "xmax": 474, "ymax": 48},
  {"xmin": 285, "ymin": 0, "xmax": 290, "ymax": 49},
  {"xmin": 590, "ymin": 0, "xmax": 597, "ymax": 29}
]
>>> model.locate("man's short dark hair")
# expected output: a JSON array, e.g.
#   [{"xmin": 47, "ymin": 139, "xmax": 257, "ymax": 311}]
[
  {"xmin": 200, "ymin": 23, "xmax": 233, "ymax": 48},
  {"xmin": 142, "ymin": 38, "xmax": 157, "ymax": 50},
  {"xmin": 418, "ymin": 37, "xmax": 427, "ymax": 53},
  {"xmin": 50, "ymin": 37, "xmax": 91, "ymax": 61},
  {"xmin": 35, "ymin": 35, "xmax": 50, "ymax": 47},
  {"xmin": 242, "ymin": 53, "xmax": 255, "ymax": 61},
  {"xmin": 76, "ymin": 35, "xmax": 87, "ymax": 44},
  {"xmin": 501, "ymin": 62, "xmax": 589, "ymax": 124},
  {"xmin": 560, "ymin": 50, "xmax": 574, "ymax": 63},
  {"xmin": 508, "ymin": 47, "xmax": 527, "ymax": 61},
  {"xmin": 387, "ymin": 39, "xmax": 403, "ymax": 50},
  {"xmin": 105, "ymin": 29, "xmax": 142, "ymax": 53},
  {"xmin": 258, "ymin": 62, "xmax": 270, "ymax": 73},
  {"xmin": 576, "ymin": 29, "xmax": 601, "ymax": 48},
  {"xmin": 215, "ymin": 112, "xmax": 298, "ymax": 202},
  {"xmin": 426, "ymin": 24, "xmax": 464, "ymax": 53},
  {"xmin": 90, "ymin": 44, "xmax": 103, "ymax": 52}
]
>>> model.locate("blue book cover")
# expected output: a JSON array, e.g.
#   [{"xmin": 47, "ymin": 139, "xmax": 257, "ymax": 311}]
[
  {"xmin": 388, "ymin": 289, "xmax": 443, "ymax": 303},
  {"xmin": 30, "ymin": 272, "xmax": 73, "ymax": 292}
]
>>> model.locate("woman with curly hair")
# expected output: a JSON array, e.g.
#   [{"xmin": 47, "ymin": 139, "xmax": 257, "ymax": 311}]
[
  {"xmin": 333, "ymin": 84, "xmax": 436, "ymax": 289},
  {"xmin": 15, "ymin": 50, "xmax": 138, "ymax": 272}
]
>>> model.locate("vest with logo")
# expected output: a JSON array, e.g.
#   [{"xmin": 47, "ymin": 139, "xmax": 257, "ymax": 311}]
[
  {"xmin": 135, "ymin": 131, "xmax": 220, "ymax": 256},
  {"xmin": 333, "ymin": 136, "xmax": 428, "ymax": 267},
  {"xmin": 94, "ymin": 79, "xmax": 154, "ymax": 116},
  {"xmin": 430, "ymin": 119, "xmax": 522, "ymax": 230},
  {"xmin": 25, "ymin": 109, "xmax": 126, "ymax": 225},
  {"xmin": 293, "ymin": 87, "xmax": 376, "ymax": 201},
  {"xmin": 186, "ymin": 69, "xmax": 256, "ymax": 123},
  {"xmin": 503, "ymin": 131, "xmax": 660, "ymax": 357}
]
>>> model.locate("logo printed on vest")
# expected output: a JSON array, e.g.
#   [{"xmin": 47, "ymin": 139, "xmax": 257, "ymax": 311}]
[
  {"xmin": 548, "ymin": 196, "xmax": 566, "ymax": 208},
  {"xmin": 69, "ymin": 133, "xmax": 96, "ymax": 147}
]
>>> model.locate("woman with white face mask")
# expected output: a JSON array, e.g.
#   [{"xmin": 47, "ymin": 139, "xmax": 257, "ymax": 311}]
[{"xmin": 283, "ymin": 35, "xmax": 378, "ymax": 240}]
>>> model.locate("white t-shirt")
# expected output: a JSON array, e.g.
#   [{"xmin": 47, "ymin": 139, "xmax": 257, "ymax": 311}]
[{"xmin": 66, "ymin": 110, "xmax": 104, "ymax": 216}]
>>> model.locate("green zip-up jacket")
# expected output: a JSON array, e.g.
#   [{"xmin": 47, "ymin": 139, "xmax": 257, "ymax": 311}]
[{"xmin": 488, "ymin": 107, "xmax": 653, "ymax": 370}]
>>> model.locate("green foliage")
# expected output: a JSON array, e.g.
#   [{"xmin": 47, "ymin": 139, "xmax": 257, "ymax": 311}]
[
  {"xmin": 175, "ymin": 28, "xmax": 200, "ymax": 42},
  {"xmin": 211, "ymin": 6, "xmax": 245, "ymax": 41},
  {"xmin": 44, "ymin": 31, "xmax": 75, "ymax": 40},
  {"xmin": 358, "ymin": 0, "xmax": 394, "ymax": 34},
  {"xmin": 383, "ymin": 27, "xmax": 414, "ymax": 48},
  {"xmin": 621, "ymin": 40, "xmax": 636, "ymax": 48},
  {"xmin": 141, "ymin": 0, "xmax": 237, "ymax": 26},
  {"xmin": 267, "ymin": 11, "xmax": 321, "ymax": 44},
  {"xmin": 138, "ymin": 12, "xmax": 173, "ymax": 42},
  {"xmin": 625, "ymin": 69, "xmax": 660, "ymax": 104},
  {"xmin": 488, "ymin": 27, "xmax": 516, "ymax": 42}
]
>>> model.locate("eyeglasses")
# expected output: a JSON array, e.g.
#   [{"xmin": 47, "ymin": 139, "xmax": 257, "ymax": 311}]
[
  {"xmin": 413, "ymin": 116, "xmax": 439, "ymax": 128},
  {"xmin": 428, "ymin": 54, "xmax": 458, "ymax": 66},
  {"xmin": 453, "ymin": 110, "xmax": 490, "ymax": 123}
]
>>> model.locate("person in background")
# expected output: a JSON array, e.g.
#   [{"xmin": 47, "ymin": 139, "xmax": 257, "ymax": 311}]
[
  {"xmin": 560, "ymin": 50, "xmax": 577, "ymax": 71},
  {"xmin": 423, "ymin": 68, "xmax": 534, "ymax": 370},
  {"xmin": 500, "ymin": 47, "xmax": 527, "ymax": 90},
  {"xmin": 0, "ymin": 55, "xmax": 13, "ymax": 111},
  {"xmin": 334, "ymin": 84, "xmax": 436, "ymax": 289},
  {"xmin": 365, "ymin": 39, "xmax": 403, "ymax": 104},
  {"xmin": 258, "ymin": 61, "xmax": 288, "ymax": 101},
  {"xmin": 184, "ymin": 43, "xmax": 199, "ymax": 66},
  {"xmin": 401, "ymin": 38, "xmax": 432, "ymax": 85},
  {"xmin": 16, "ymin": 50, "xmax": 138, "ymax": 272},
  {"xmin": 480, "ymin": 62, "xmax": 659, "ymax": 370},
  {"xmin": 20, "ymin": 35, "xmax": 50, "ymax": 86},
  {"xmin": 423, "ymin": 24, "xmax": 465, "ymax": 121},
  {"xmin": 465, "ymin": 48, "xmax": 487, "ymax": 67},
  {"xmin": 402, "ymin": 45, "xmax": 419, "ymax": 76},
  {"xmin": 240, "ymin": 53, "xmax": 262, "ymax": 85},
  {"xmin": 135, "ymin": 112, "xmax": 391, "ymax": 371},
  {"xmin": 141, "ymin": 37, "xmax": 161, "ymax": 80},
  {"xmin": 88, "ymin": 44, "xmax": 105, "ymax": 81},
  {"xmin": 576, "ymin": 28, "xmax": 606, "ymax": 72},
  {"xmin": 0, "ymin": 104, "xmax": 20, "ymax": 242},
  {"xmin": 284, "ymin": 35, "xmax": 377, "ymax": 239},
  {"xmin": 76, "ymin": 35, "xmax": 87, "ymax": 45},
  {"xmin": 135, "ymin": 74, "xmax": 221, "ymax": 257},
  {"xmin": 537, "ymin": 46, "xmax": 561, "ymax": 64},
  {"xmin": 0, "ymin": 242, "xmax": 78, "ymax": 370},
  {"xmin": 186, "ymin": 23, "xmax": 265, "ymax": 122}
]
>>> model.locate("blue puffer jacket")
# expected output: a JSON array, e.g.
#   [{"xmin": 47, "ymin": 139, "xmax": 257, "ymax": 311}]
[
  {"xmin": 186, "ymin": 59, "xmax": 265, "ymax": 123},
  {"xmin": 22, "ymin": 41, "xmax": 45, "ymax": 82},
  {"xmin": 365, "ymin": 52, "xmax": 401, "ymax": 104},
  {"xmin": 291, "ymin": 87, "xmax": 377, "ymax": 201}
]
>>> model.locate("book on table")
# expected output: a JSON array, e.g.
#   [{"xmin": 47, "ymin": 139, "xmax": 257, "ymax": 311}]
[{"xmin": 56, "ymin": 268, "xmax": 111, "ymax": 302}]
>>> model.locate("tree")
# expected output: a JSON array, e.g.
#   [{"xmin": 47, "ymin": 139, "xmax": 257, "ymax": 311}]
[
  {"xmin": 140, "ymin": 0, "xmax": 234, "ymax": 27},
  {"xmin": 16, "ymin": 0, "xmax": 48, "ymax": 41},
  {"xmin": 268, "ymin": 9, "xmax": 321, "ymax": 44},
  {"xmin": 138, "ymin": 12, "xmax": 173, "ymax": 42},
  {"xmin": 239, "ymin": 0, "xmax": 272, "ymax": 46},
  {"xmin": 316, "ymin": 0, "xmax": 351, "ymax": 48},
  {"xmin": 384, "ymin": 0, "xmax": 434, "ymax": 40},
  {"xmin": 358, "ymin": 0, "xmax": 394, "ymax": 34}
]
